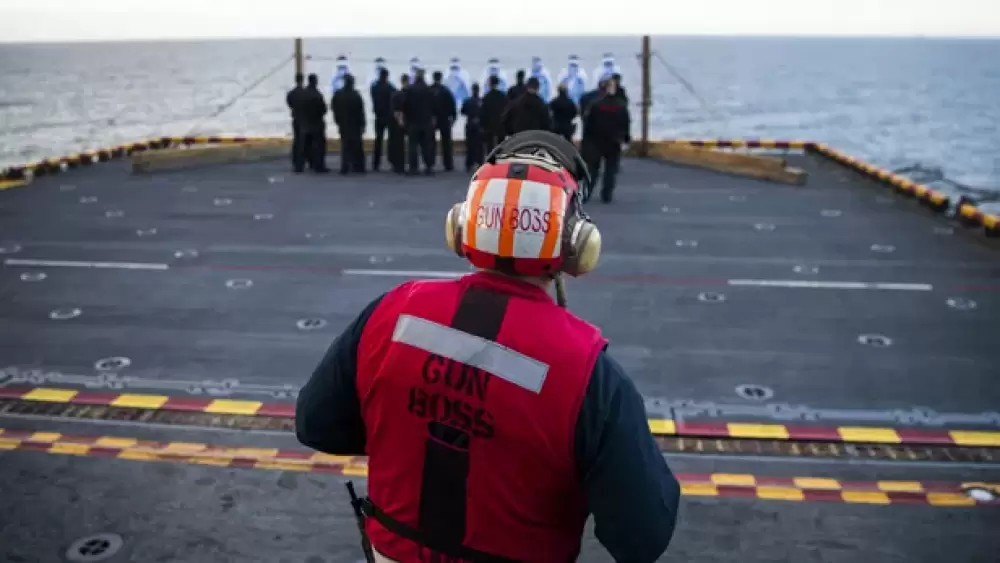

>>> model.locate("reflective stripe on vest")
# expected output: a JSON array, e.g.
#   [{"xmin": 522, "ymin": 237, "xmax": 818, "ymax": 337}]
[
  {"xmin": 357, "ymin": 273, "xmax": 605, "ymax": 563},
  {"xmin": 392, "ymin": 314, "xmax": 549, "ymax": 394}
]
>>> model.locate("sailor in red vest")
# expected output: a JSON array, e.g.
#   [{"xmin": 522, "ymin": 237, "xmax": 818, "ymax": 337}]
[{"xmin": 296, "ymin": 130, "xmax": 680, "ymax": 563}]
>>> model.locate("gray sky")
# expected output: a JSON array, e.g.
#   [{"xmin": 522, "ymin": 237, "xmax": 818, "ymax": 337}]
[{"xmin": 1, "ymin": 0, "xmax": 998, "ymax": 42}]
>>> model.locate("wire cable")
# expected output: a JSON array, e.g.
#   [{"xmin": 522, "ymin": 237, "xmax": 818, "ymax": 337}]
[{"xmin": 184, "ymin": 54, "xmax": 295, "ymax": 136}]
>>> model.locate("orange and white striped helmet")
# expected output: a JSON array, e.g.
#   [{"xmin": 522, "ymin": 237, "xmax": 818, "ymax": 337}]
[{"xmin": 445, "ymin": 131, "xmax": 601, "ymax": 277}]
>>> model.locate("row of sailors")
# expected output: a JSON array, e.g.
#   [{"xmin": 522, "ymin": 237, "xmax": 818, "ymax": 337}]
[
  {"xmin": 287, "ymin": 68, "xmax": 630, "ymax": 201},
  {"xmin": 332, "ymin": 54, "xmax": 622, "ymax": 106}
]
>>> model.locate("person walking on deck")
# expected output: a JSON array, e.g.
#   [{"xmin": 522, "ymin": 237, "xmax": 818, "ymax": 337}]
[
  {"xmin": 296, "ymin": 130, "xmax": 680, "ymax": 563},
  {"xmin": 578, "ymin": 78, "xmax": 607, "ymax": 186},
  {"xmin": 582, "ymin": 79, "xmax": 631, "ymax": 203}
]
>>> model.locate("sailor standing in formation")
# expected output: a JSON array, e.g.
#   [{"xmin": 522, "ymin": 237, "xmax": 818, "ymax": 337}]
[
  {"xmin": 460, "ymin": 82, "xmax": 484, "ymax": 172},
  {"xmin": 370, "ymin": 68, "xmax": 397, "ymax": 172},
  {"xmin": 429, "ymin": 71, "xmax": 457, "ymax": 172},
  {"xmin": 549, "ymin": 83, "xmax": 578, "ymax": 142},
  {"xmin": 390, "ymin": 74, "xmax": 410, "ymax": 174},
  {"xmin": 403, "ymin": 68, "xmax": 436, "ymax": 175},
  {"xmin": 331, "ymin": 74, "xmax": 366, "ymax": 175},
  {"xmin": 286, "ymin": 57, "xmax": 631, "ymax": 194},
  {"xmin": 502, "ymin": 76, "xmax": 551, "ymax": 136},
  {"xmin": 480, "ymin": 75, "xmax": 508, "ymax": 154},
  {"xmin": 286, "ymin": 73, "xmax": 306, "ymax": 168},
  {"xmin": 507, "ymin": 69, "xmax": 527, "ymax": 102},
  {"xmin": 287, "ymin": 73, "xmax": 330, "ymax": 173},
  {"xmin": 296, "ymin": 130, "xmax": 679, "ymax": 563}
]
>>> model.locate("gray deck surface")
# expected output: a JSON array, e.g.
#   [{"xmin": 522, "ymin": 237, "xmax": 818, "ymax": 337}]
[{"xmin": 1, "ymin": 152, "xmax": 999, "ymax": 562}]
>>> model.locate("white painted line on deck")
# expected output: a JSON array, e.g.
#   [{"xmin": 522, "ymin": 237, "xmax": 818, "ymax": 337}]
[
  {"xmin": 727, "ymin": 279, "xmax": 933, "ymax": 291},
  {"xmin": 342, "ymin": 269, "xmax": 465, "ymax": 279},
  {"xmin": 3, "ymin": 258, "xmax": 170, "ymax": 271}
]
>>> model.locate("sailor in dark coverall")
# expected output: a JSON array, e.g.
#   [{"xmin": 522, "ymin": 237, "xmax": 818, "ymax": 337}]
[
  {"xmin": 610, "ymin": 73, "xmax": 629, "ymax": 174},
  {"xmin": 578, "ymin": 78, "xmax": 607, "ymax": 184},
  {"xmin": 429, "ymin": 71, "xmax": 457, "ymax": 172},
  {"xmin": 507, "ymin": 69, "xmax": 527, "ymax": 101},
  {"xmin": 331, "ymin": 73, "xmax": 366, "ymax": 175},
  {"xmin": 480, "ymin": 75, "xmax": 507, "ymax": 154},
  {"xmin": 611, "ymin": 72, "xmax": 628, "ymax": 104},
  {"xmin": 293, "ymin": 73, "xmax": 330, "ymax": 174},
  {"xmin": 502, "ymin": 76, "xmax": 552, "ymax": 136},
  {"xmin": 370, "ymin": 68, "xmax": 397, "ymax": 172},
  {"xmin": 582, "ymin": 79, "xmax": 631, "ymax": 203},
  {"xmin": 389, "ymin": 74, "xmax": 410, "ymax": 175},
  {"xmin": 549, "ymin": 83, "xmax": 578, "ymax": 142},
  {"xmin": 403, "ymin": 68, "xmax": 436, "ymax": 175},
  {"xmin": 286, "ymin": 72, "xmax": 306, "ymax": 169},
  {"xmin": 579, "ymin": 79, "xmax": 605, "ymax": 120},
  {"xmin": 460, "ymin": 82, "xmax": 484, "ymax": 172}
]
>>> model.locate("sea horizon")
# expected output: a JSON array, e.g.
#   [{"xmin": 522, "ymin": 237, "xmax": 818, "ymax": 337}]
[{"xmin": 2, "ymin": 35, "xmax": 997, "ymax": 200}]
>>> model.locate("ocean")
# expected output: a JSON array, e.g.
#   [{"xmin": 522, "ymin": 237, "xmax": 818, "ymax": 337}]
[{"xmin": 1, "ymin": 35, "xmax": 998, "ymax": 196}]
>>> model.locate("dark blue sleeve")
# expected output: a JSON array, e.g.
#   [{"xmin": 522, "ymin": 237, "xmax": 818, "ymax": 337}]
[
  {"xmin": 295, "ymin": 294, "xmax": 385, "ymax": 456},
  {"xmin": 575, "ymin": 351, "xmax": 681, "ymax": 562}
]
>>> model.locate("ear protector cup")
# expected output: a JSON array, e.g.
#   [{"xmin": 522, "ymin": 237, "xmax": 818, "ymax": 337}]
[
  {"xmin": 445, "ymin": 202, "xmax": 464, "ymax": 256},
  {"xmin": 559, "ymin": 200, "xmax": 602, "ymax": 277}
]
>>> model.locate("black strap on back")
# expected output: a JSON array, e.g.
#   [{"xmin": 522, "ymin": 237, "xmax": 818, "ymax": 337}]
[
  {"xmin": 363, "ymin": 284, "xmax": 523, "ymax": 563},
  {"xmin": 360, "ymin": 497, "xmax": 522, "ymax": 563}
]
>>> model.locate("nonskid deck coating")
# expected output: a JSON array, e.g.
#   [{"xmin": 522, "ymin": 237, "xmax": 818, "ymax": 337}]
[
  {"xmin": 3, "ymin": 447, "xmax": 998, "ymax": 563},
  {"xmin": 1, "ymin": 154, "xmax": 1000, "ymax": 562},
  {"xmin": 1, "ymin": 413, "xmax": 1000, "ymax": 562},
  {"xmin": 1, "ymin": 155, "xmax": 998, "ymax": 424}
]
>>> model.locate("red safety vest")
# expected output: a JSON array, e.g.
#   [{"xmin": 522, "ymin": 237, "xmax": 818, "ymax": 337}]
[{"xmin": 355, "ymin": 271, "xmax": 607, "ymax": 562}]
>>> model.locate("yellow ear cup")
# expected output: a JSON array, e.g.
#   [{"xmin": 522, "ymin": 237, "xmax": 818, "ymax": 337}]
[
  {"xmin": 445, "ymin": 203, "xmax": 464, "ymax": 256},
  {"xmin": 559, "ymin": 216, "xmax": 602, "ymax": 277},
  {"xmin": 572, "ymin": 222, "xmax": 601, "ymax": 276}
]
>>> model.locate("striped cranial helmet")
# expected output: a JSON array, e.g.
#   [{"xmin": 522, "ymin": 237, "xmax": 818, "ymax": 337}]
[{"xmin": 445, "ymin": 131, "xmax": 601, "ymax": 278}]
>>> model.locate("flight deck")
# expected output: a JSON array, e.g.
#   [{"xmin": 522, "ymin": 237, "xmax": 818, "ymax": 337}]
[{"xmin": 1, "ymin": 149, "xmax": 998, "ymax": 562}]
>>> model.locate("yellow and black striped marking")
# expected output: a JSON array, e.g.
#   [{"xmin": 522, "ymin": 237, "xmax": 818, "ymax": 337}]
[
  {"xmin": 3, "ymin": 398, "xmax": 997, "ymax": 464},
  {"xmin": 2, "ymin": 428, "xmax": 997, "ymax": 507}
]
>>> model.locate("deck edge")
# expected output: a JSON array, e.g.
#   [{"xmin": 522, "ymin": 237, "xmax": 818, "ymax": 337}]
[{"xmin": 1, "ymin": 135, "xmax": 996, "ymax": 238}]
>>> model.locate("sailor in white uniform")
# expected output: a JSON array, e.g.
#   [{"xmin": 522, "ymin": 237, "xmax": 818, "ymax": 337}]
[
  {"xmin": 331, "ymin": 55, "xmax": 351, "ymax": 93},
  {"xmin": 480, "ymin": 58, "xmax": 509, "ymax": 94},
  {"xmin": 592, "ymin": 53, "xmax": 621, "ymax": 89},
  {"xmin": 444, "ymin": 57, "xmax": 472, "ymax": 107},
  {"xmin": 556, "ymin": 55, "xmax": 588, "ymax": 105},
  {"xmin": 528, "ymin": 56, "xmax": 554, "ymax": 101}
]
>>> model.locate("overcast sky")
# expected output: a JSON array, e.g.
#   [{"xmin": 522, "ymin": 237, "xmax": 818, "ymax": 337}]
[{"xmin": 1, "ymin": 0, "xmax": 998, "ymax": 42}]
